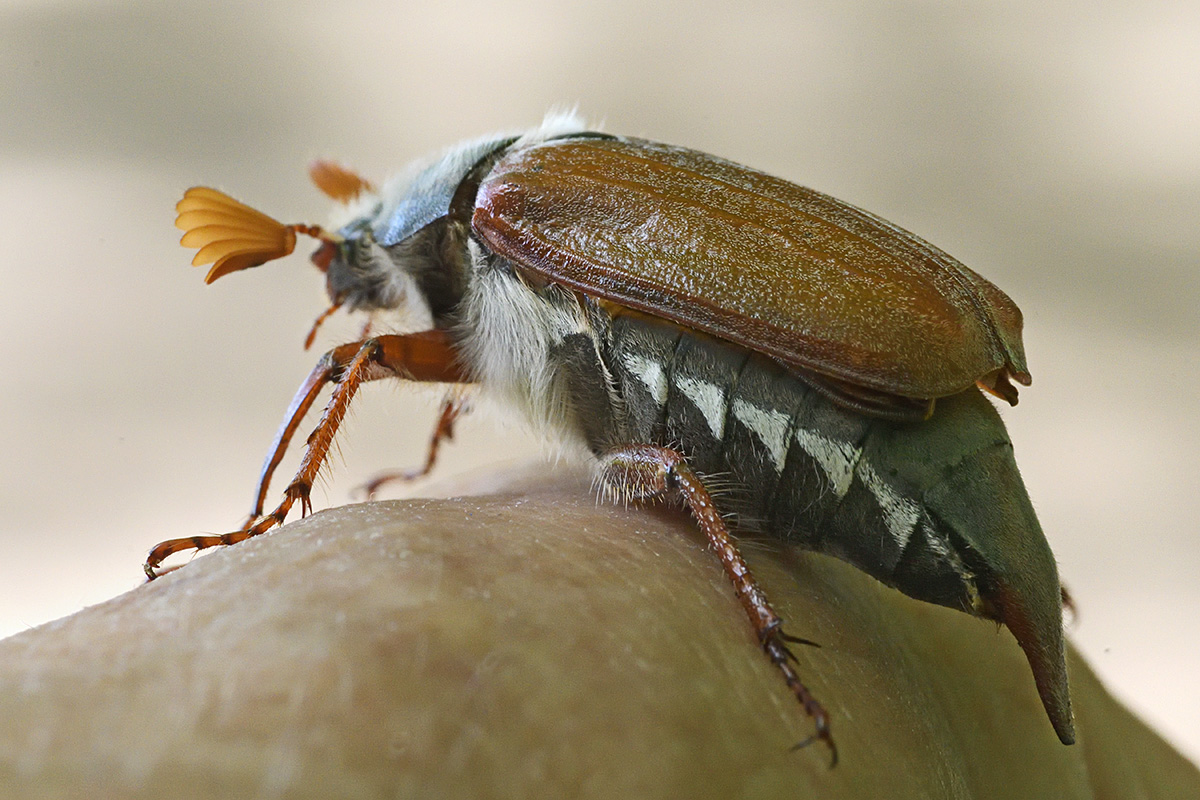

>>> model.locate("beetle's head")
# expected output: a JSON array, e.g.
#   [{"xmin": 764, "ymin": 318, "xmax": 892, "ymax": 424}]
[
  {"xmin": 174, "ymin": 136, "xmax": 525, "ymax": 348},
  {"xmin": 311, "ymin": 123, "xmax": 584, "ymax": 322},
  {"xmin": 174, "ymin": 114, "xmax": 589, "ymax": 346},
  {"xmin": 315, "ymin": 134, "xmax": 528, "ymax": 320}
]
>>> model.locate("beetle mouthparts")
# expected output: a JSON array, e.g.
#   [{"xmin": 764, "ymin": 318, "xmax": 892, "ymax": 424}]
[{"xmin": 175, "ymin": 187, "xmax": 337, "ymax": 284}]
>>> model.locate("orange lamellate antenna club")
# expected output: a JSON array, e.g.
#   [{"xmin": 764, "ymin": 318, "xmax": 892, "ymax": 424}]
[
  {"xmin": 309, "ymin": 160, "xmax": 375, "ymax": 203},
  {"xmin": 175, "ymin": 187, "xmax": 338, "ymax": 283}
]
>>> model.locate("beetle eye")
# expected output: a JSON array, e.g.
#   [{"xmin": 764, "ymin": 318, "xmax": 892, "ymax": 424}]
[{"xmin": 310, "ymin": 240, "xmax": 337, "ymax": 272}]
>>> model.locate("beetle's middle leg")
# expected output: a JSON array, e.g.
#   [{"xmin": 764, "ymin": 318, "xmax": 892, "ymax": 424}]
[
  {"xmin": 596, "ymin": 443, "xmax": 836, "ymax": 765},
  {"xmin": 144, "ymin": 330, "xmax": 469, "ymax": 578},
  {"xmin": 358, "ymin": 395, "xmax": 467, "ymax": 498}
]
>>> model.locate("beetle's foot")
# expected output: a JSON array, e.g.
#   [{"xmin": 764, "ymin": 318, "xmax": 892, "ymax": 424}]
[
  {"xmin": 763, "ymin": 630, "xmax": 837, "ymax": 767},
  {"xmin": 142, "ymin": 484, "xmax": 310, "ymax": 580},
  {"xmin": 143, "ymin": 525, "xmax": 260, "ymax": 581},
  {"xmin": 355, "ymin": 469, "xmax": 425, "ymax": 500}
]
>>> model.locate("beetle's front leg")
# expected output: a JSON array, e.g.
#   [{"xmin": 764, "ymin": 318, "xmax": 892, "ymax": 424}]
[
  {"xmin": 596, "ymin": 444, "xmax": 836, "ymax": 765},
  {"xmin": 144, "ymin": 330, "xmax": 469, "ymax": 579}
]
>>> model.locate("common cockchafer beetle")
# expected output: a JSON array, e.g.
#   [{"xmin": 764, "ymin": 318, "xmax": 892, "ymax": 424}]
[{"xmin": 150, "ymin": 112, "xmax": 1074, "ymax": 762}]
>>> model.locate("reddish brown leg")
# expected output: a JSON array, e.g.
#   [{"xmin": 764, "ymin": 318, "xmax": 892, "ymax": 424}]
[
  {"xmin": 358, "ymin": 396, "xmax": 466, "ymax": 498},
  {"xmin": 144, "ymin": 330, "xmax": 469, "ymax": 579},
  {"xmin": 302, "ymin": 301, "xmax": 342, "ymax": 350},
  {"xmin": 597, "ymin": 443, "xmax": 837, "ymax": 766}
]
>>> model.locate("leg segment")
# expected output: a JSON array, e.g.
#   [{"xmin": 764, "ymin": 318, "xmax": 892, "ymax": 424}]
[
  {"xmin": 145, "ymin": 330, "xmax": 469, "ymax": 579},
  {"xmin": 358, "ymin": 396, "xmax": 466, "ymax": 498},
  {"xmin": 596, "ymin": 443, "xmax": 837, "ymax": 765}
]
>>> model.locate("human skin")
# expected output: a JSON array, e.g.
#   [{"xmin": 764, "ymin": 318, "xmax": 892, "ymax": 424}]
[{"xmin": 0, "ymin": 484, "xmax": 1196, "ymax": 799}]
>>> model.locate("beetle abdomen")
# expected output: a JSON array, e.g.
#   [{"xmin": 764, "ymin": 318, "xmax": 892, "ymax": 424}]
[
  {"xmin": 603, "ymin": 308, "xmax": 976, "ymax": 608},
  {"xmin": 596, "ymin": 307, "xmax": 1070, "ymax": 742}
]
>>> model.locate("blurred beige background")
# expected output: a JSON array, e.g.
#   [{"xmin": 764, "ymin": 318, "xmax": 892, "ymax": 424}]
[{"xmin": 1, "ymin": 0, "xmax": 1196, "ymax": 765}]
